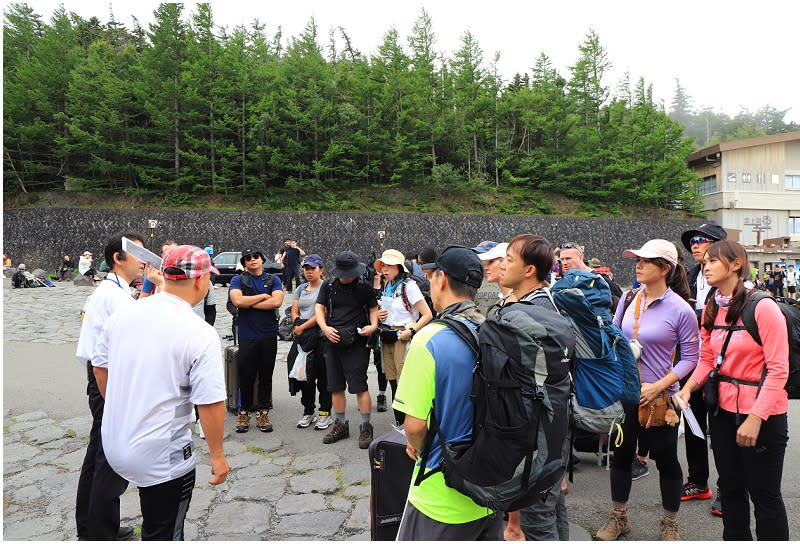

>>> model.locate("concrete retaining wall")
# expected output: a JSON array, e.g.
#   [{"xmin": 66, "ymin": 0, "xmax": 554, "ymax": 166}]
[{"xmin": 2, "ymin": 208, "xmax": 706, "ymax": 286}]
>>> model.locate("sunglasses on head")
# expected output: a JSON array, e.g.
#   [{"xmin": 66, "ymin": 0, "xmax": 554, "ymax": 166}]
[
  {"xmin": 243, "ymin": 253, "xmax": 261, "ymax": 262},
  {"xmin": 689, "ymin": 236, "xmax": 712, "ymax": 246},
  {"xmin": 560, "ymin": 242, "xmax": 583, "ymax": 252}
]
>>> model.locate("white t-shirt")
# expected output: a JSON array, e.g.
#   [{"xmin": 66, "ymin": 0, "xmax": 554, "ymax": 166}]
[
  {"xmin": 75, "ymin": 273, "xmax": 134, "ymax": 368},
  {"xmin": 94, "ymin": 292, "xmax": 225, "ymax": 487},
  {"xmin": 78, "ymin": 255, "xmax": 92, "ymax": 275},
  {"xmin": 695, "ymin": 270, "xmax": 712, "ymax": 310},
  {"xmin": 382, "ymin": 278, "xmax": 423, "ymax": 326}
]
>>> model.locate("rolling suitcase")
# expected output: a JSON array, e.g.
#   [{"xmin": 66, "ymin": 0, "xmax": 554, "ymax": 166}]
[
  {"xmin": 224, "ymin": 327, "xmax": 260, "ymax": 414},
  {"xmin": 369, "ymin": 428, "xmax": 415, "ymax": 541}
]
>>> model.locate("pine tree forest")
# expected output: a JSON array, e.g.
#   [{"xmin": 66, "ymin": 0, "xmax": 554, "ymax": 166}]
[{"xmin": 4, "ymin": 4, "xmax": 796, "ymax": 213}]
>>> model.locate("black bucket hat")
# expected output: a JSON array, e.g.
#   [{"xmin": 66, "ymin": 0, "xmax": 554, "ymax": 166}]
[
  {"xmin": 331, "ymin": 251, "xmax": 366, "ymax": 279},
  {"xmin": 240, "ymin": 246, "xmax": 266, "ymax": 266},
  {"xmin": 680, "ymin": 223, "xmax": 727, "ymax": 251}
]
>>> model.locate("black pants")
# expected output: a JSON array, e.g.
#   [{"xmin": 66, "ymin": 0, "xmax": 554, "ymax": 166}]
[
  {"xmin": 238, "ymin": 337, "xmax": 277, "ymax": 411},
  {"xmin": 373, "ymin": 347, "xmax": 388, "ymax": 391},
  {"xmin": 287, "ymin": 341, "xmax": 332, "ymax": 415},
  {"xmin": 203, "ymin": 304, "xmax": 216, "ymax": 326},
  {"xmin": 76, "ymin": 365, "xmax": 129, "ymax": 540},
  {"xmin": 283, "ymin": 266, "xmax": 301, "ymax": 292},
  {"xmin": 683, "ymin": 380, "xmax": 711, "ymax": 488},
  {"xmin": 710, "ymin": 409, "xmax": 788, "ymax": 541},
  {"xmin": 139, "ymin": 469, "xmax": 195, "ymax": 541},
  {"xmin": 610, "ymin": 403, "xmax": 683, "ymax": 512}
]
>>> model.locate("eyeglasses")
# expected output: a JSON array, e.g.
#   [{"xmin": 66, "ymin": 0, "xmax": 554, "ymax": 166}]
[
  {"xmin": 689, "ymin": 236, "xmax": 712, "ymax": 246},
  {"xmin": 243, "ymin": 253, "xmax": 261, "ymax": 262}
]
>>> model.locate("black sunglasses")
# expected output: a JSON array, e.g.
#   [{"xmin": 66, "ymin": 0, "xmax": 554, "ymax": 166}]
[{"xmin": 243, "ymin": 253, "xmax": 261, "ymax": 262}]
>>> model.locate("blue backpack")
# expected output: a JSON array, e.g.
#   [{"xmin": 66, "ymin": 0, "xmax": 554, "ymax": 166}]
[{"xmin": 551, "ymin": 270, "xmax": 640, "ymax": 434}]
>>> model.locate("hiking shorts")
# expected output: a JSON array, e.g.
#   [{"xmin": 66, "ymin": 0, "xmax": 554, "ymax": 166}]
[{"xmin": 325, "ymin": 340, "xmax": 370, "ymax": 394}]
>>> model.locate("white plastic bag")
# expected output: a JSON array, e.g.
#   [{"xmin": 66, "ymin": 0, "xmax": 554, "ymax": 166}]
[{"xmin": 289, "ymin": 346, "xmax": 308, "ymax": 381}]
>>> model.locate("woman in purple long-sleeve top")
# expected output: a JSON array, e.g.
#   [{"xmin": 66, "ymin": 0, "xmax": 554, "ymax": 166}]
[{"xmin": 595, "ymin": 239, "xmax": 699, "ymax": 542}]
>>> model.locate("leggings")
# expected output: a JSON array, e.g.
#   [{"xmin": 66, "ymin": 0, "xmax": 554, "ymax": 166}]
[{"xmin": 610, "ymin": 403, "xmax": 683, "ymax": 512}]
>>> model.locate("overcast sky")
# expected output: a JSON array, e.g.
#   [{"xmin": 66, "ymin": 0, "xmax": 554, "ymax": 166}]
[{"xmin": 19, "ymin": 0, "xmax": 800, "ymax": 123}]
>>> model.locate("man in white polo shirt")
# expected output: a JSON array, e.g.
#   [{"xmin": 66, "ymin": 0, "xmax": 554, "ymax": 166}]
[
  {"xmin": 93, "ymin": 245, "xmax": 229, "ymax": 541},
  {"xmin": 75, "ymin": 232, "xmax": 146, "ymax": 541}
]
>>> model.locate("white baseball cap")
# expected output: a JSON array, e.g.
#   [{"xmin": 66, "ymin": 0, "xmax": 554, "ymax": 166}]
[{"xmin": 478, "ymin": 242, "xmax": 508, "ymax": 262}]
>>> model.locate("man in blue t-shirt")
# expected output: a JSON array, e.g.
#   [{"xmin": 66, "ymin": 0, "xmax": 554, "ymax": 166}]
[{"xmin": 229, "ymin": 245, "xmax": 284, "ymax": 433}]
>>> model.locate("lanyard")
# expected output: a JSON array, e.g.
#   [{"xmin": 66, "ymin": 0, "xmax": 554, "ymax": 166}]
[{"xmin": 103, "ymin": 274, "xmax": 129, "ymax": 292}]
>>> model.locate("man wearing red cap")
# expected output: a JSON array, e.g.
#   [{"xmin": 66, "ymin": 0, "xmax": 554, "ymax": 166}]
[{"xmin": 92, "ymin": 245, "xmax": 229, "ymax": 540}]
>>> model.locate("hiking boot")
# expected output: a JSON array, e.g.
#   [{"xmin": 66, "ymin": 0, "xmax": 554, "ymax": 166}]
[
  {"xmin": 681, "ymin": 481, "xmax": 712, "ymax": 501},
  {"xmin": 255, "ymin": 410, "xmax": 273, "ymax": 432},
  {"xmin": 710, "ymin": 488, "xmax": 722, "ymax": 517},
  {"xmin": 631, "ymin": 458, "xmax": 649, "ymax": 481},
  {"xmin": 235, "ymin": 411, "xmax": 250, "ymax": 433},
  {"xmin": 315, "ymin": 413, "xmax": 334, "ymax": 430},
  {"xmin": 595, "ymin": 508, "xmax": 629, "ymax": 541},
  {"xmin": 297, "ymin": 413, "xmax": 317, "ymax": 428},
  {"xmin": 323, "ymin": 419, "xmax": 349, "ymax": 444},
  {"xmin": 659, "ymin": 516, "xmax": 680, "ymax": 540},
  {"xmin": 358, "ymin": 421, "xmax": 374, "ymax": 449},
  {"xmin": 376, "ymin": 394, "xmax": 388, "ymax": 412}
]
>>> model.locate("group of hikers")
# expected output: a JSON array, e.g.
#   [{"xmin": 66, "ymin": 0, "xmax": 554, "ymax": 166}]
[{"xmin": 66, "ymin": 222, "xmax": 795, "ymax": 541}]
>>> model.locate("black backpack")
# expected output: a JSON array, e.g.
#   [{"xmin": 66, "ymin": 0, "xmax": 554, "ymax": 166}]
[
  {"xmin": 226, "ymin": 271, "xmax": 275, "ymax": 318},
  {"xmin": 734, "ymin": 292, "xmax": 800, "ymax": 399},
  {"xmin": 415, "ymin": 296, "xmax": 576, "ymax": 512}
]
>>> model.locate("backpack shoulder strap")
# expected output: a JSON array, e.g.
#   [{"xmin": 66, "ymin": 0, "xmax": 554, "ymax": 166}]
[
  {"xmin": 621, "ymin": 287, "xmax": 640, "ymax": 315},
  {"xmin": 298, "ymin": 282, "xmax": 308, "ymax": 296},
  {"xmin": 740, "ymin": 290, "xmax": 772, "ymax": 346}
]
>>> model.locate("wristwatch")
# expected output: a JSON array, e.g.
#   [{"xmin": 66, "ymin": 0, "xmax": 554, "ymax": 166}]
[{"xmin": 406, "ymin": 325, "xmax": 417, "ymax": 336}]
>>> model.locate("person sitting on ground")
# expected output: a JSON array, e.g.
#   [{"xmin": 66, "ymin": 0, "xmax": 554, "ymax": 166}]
[
  {"xmin": 59, "ymin": 255, "xmax": 75, "ymax": 281},
  {"xmin": 3, "ymin": 253, "xmax": 12, "ymax": 271},
  {"xmin": 12, "ymin": 264, "xmax": 28, "ymax": 288}
]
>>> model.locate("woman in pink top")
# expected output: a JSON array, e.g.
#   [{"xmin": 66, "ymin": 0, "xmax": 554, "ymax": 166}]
[{"xmin": 675, "ymin": 240, "xmax": 789, "ymax": 541}]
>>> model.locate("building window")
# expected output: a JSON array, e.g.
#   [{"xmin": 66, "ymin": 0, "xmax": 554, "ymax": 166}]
[
  {"xmin": 698, "ymin": 175, "xmax": 717, "ymax": 195},
  {"xmin": 786, "ymin": 175, "xmax": 800, "ymax": 189},
  {"xmin": 790, "ymin": 217, "xmax": 800, "ymax": 234},
  {"xmin": 743, "ymin": 172, "xmax": 752, "ymax": 183},
  {"xmin": 728, "ymin": 173, "xmax": 737, "ymax": 184}
]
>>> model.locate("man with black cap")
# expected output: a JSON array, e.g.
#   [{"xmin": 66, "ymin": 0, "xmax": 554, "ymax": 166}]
[
  {"xmin": 392, "ymin": 246, "xmax": 501, "ymax": 540},
  {"xmin": 229, "ymin": 245, "xmax": 284, "ymax": 433},
  {"xmin": 315, "ymin": 251, "xmax": 379, "ymax": 448},
  {"xmin": 679, "ymin": 222, "xmax": 726, "ymax": 515}
]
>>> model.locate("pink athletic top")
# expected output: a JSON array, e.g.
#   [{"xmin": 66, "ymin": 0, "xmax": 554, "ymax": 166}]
[{"xmin": 691, "ymin": 299, "xmax": 789, "ymax": 420}]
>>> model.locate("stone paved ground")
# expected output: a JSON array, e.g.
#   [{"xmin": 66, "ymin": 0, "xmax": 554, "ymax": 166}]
[
  {"xmin": 3, "ymin": 280, "xmax": 375, "ymax": 540},
  {"xmin": 5, "ymin": 278, "xmax": 799, "ymax": 541}
]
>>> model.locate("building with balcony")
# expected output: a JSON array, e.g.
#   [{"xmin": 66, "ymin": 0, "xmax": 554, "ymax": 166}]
[{"xmin": 687, "ymin": 132, "xmax": 800, "ymax": 270}]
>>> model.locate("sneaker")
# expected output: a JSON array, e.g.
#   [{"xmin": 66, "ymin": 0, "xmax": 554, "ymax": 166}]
[
  {"xmin": 376, "ymin": 394, "xmax": 388, "ymax": 412},
  {"xmin": 235, "ymin": 411, "xmax": 250, "ymax": 433},
  {"xmin": 195, "ymin": 419, "xmax": 205, "ymax": 439},
  {"xmin": 681, "ymin": 481, "xmax": 712, "ymax": 501},
  {"xmin": 631, "ymin": 458, "xmax": 649, "ymax": 480},
  {"xmin": 595, "ymin": 508, "xmax": 629, "ymax": 541},
  {"xmin": 323, "ymin": 419, "xmax": 350, "ymax": 444},
  {"xmin": 297, "ymin": 413, "xmax": 317, "ymax": 428},
  {"xmin": 255, "ymin": 410, "xmax": 273, "ymax": 432},
  {"xmin": 315, "ymin": 413, "xmax": 334, "ymax": 430},
  {"xmin": 659, "ymin": 516, "xmax": 680, "ymax": 540},
  {"xmin": 358, "ymin": 421, "xmax": 374, "ymax": 449},
  {"xmin": 710, "ymin": 488, "xmax": 722, "ymax": 517}
]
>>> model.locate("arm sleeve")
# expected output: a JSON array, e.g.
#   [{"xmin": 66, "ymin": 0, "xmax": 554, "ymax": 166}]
[
  {"xmin": 189, "ymin": 332, "xmax": 227, "ymax": 405},
  {"xmin": 91, "ymin": 313, "xmax": 118, "ymax": 369},
  {"xmin": 750, "ymin": 301, "xmax": 789, "ymax": 420},
  {"xmin": 671, "ymin": 303, "xmax": 700, "ymax": 380},
  {"xmin": 316, "ymin": 280, "xmax": 330, "ymax": 305},
  {"xmin": 690, "ymin": 310, "xmax": 716, "ymax": 386},
  {"xmin": 613, "ymin": 290, "xmax": 629, "ymax": 327},
  {"xmin": 392, "ymin": 335, "xmax": 436, "ymax": 420},
  {"xmin": 229, "ymin": 274, "xmax": 241, "ymax": 291},
  {"xmin": 271, "ymin": 274, "xmax": 283, "ymax": 292},
  {"xmin": 404, "ymin": 280, "xmax": 424, "ymax": 306}
]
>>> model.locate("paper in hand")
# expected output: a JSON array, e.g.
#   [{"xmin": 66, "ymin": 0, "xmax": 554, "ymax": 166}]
[
  {"xmin": 122, "ymin": 237, "xmax": 162, "ymax": 269},
  {"xmin": 674, "ymin": 394, "xmax": 705, "ymax": 439}
]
